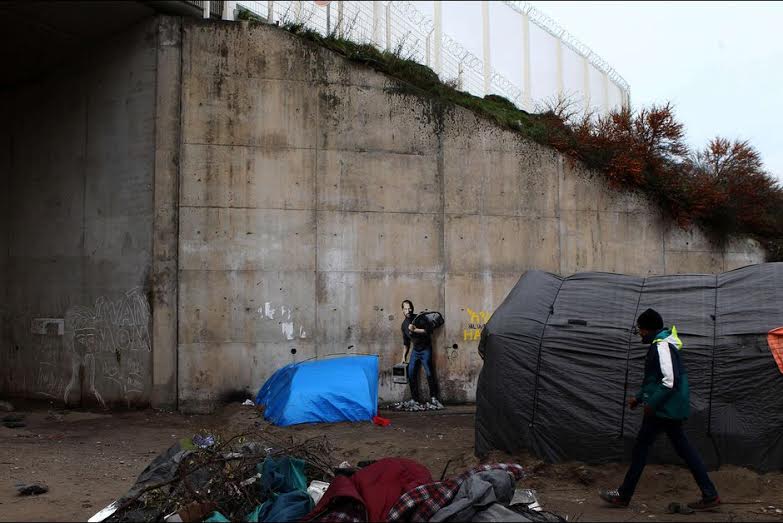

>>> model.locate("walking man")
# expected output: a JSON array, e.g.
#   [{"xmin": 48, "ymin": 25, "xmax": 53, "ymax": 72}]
[
  {"xmin": 600, "ymin": 308, "xmax": 720, "ymax": 510},
  {"xmin": 401, "ymin": 299, "xmax": 439, "ymax": 404}
]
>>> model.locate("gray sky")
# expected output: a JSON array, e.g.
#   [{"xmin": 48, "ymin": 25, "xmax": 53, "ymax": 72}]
[{"xmin": 413, "ymin": 1, "xmax": 783, "ymax": 182}]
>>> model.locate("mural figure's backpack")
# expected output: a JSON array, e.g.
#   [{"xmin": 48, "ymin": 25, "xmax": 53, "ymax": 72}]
[{"xmin": 412, "ymin": 310, "xmax": 445, "ymax": 330}]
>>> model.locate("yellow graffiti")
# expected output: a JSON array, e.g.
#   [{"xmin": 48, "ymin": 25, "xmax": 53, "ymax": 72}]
[
  {"xmin": 466, "ymin": 308, "xmax": 491, "ymax": 325},
  {"xmin": 463, "ymin": 329, "xmax": 483, "ymax": 341},
  {"xmin": 464, "ymin": 308, "xmax": 491, "ymax": 341}
]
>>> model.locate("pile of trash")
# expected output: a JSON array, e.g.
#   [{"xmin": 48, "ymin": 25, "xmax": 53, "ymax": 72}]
[
  {"xmin": 386, "ymin": 398, "xmax": 445, "ymax": 412},
  {"xmin": 90, "ymin": 431, "xmax": 337, "ymax": 523},
  {"xmin": 90, "ymin": 431, "xmax": 564, "ymax": 523}
]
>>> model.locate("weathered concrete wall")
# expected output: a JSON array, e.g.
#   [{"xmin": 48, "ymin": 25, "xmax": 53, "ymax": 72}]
[
  {"xmin": 151, "ymin": 18, "xmax": 182, "ymax": 410},
  {"xmin": 176, "ymin": 19, "xmax": 765, "ymax": 412},
  {"xmin": 1, "ymin": 98, "xmax": 9, "ymax": 376},
  {"xmin": 0, "ymin": 19, "xmax": 165, "ymax": 407}
]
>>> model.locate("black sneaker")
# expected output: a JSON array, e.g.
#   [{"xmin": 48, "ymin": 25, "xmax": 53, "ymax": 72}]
[
  {"xmin": 687, "ymin": 496, "xmax": 720, "ymax": 511},
  {"xmin": 599, "ymin": 488, "xmax": 629, "ymax": 507}
]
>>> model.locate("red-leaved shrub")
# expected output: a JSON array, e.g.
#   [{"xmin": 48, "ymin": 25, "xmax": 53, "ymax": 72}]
[{"xmin": 537, "ymin": 103, "xmax": 782, "ymax": 256}]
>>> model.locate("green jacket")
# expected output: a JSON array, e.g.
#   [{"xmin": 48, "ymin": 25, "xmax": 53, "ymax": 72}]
[{"xmin": 636, "ymin": 327, "xmax": 690, "ymax": 420}]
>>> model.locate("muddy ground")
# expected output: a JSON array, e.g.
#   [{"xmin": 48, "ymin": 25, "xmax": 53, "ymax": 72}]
[{"xmin": 1, "ymin": 400, "xmax": 782, "ymax": 522}]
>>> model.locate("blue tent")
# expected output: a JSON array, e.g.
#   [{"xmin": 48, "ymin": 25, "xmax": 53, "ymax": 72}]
[{"xmin": 255, "ymin": 355, "xmax": 379, "ymax": 426}]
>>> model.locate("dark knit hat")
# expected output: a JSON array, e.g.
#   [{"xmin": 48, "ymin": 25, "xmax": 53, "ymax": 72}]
[{"xmin": 637, "ymin": 308, "xmax": 664, "ymax": 331}]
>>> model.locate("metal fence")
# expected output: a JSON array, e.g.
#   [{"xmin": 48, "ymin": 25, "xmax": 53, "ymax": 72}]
[
  {"xmin": 183, "ymin": 0, "xmax": 226, "ymax": 18},
  {"xmin": 211, "ymin": 1, "xmax": 630, "ymax": 114}
]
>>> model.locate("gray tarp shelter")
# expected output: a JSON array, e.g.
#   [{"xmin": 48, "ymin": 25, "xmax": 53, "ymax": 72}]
[{"xmin": 475, "ymin": 263, "xmax": 783, "ymax": 472}]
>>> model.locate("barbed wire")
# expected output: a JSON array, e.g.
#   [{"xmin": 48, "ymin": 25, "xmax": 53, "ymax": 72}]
[
  {"xmin": 234, "ymin": 0, "xmax": 627, "ymax": 109},
  {"xmin": 392, "ymin": 1, "xmax": 522, "ymax": 104},
  {"xmin": 503, "ymin": 0, "xmax": 630, "ymax": 94}
]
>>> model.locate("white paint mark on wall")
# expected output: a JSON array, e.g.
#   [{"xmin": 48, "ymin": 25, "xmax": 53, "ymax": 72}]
[
  {"xmin": 259, "ymin": 302, "xmax": 307, "ymax": 341},
  {"xmin": 280, "ymin": 306, "xmax": 291, "ymax": 321},
  {"xmin": 31, "ymin": 318, "xmax": 65, "ymax": 336},
  {"xmin": 36, "ymin": 361, "xmax": 66, "ymax": 399},
  {"xmin": 282, "ymin": 322, "xmax": 294, "ymax": 340}
]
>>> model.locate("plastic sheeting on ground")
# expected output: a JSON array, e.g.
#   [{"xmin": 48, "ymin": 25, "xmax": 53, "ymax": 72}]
[
  {"xmin": 256, "ymin": 355, "xmax": 379, "ymax": 426},
  {"xmin": 246, "ymin": 457, "xmax": 312, "ymax": 522},
  {"xmin": 258, "ymin": 456, "xmax": 308, "ymax": 495},
  {"xmin": 475, "ymin": 263, "xmax": 783, "ymax": 472},
  {"xmin": 429, "ymin": 469, "xmax": 516, "ymax": 521}
]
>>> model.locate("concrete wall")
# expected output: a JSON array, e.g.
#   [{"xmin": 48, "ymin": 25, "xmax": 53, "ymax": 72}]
[
  {"xmin": 176, "ymin": 19, "xmax": 764, "ymax": 412},
  {"xmin": 1, "ymin": 98, "xmax": 9, "ymax": 376},
  {"xmin": 0, "ymin": 16, "xmax": 764, "ymax": 411},
  {"xmin": 0, "ymin": 18, "xmax": 170, "ymax": 407}
]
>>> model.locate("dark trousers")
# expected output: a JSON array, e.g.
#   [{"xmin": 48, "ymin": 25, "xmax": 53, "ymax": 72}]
[
  {"xmin": 619, "ymin": 415, "xmax": 718, "ymax": 501},
  {"xmin": 408, "ymin": 348, "xmax": 438, "ymax": 402}
]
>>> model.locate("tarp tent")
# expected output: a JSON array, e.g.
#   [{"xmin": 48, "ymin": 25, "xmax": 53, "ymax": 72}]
[
  {"xmin": 256, "ymin": 355, "xmax": 379, "ymax": 426},
  {"xmin": 475, "ymin": 263, "xmax": 783, "ymax": 472}
]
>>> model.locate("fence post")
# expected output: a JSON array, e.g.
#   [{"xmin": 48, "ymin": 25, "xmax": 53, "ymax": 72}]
[
  {"xmin": 521, "ymin": 11, "xmax": 531, "ymax": 110},
  {"xmin": 602, "ymin": 71, "xmax": 610, "ymax": 113},
  {"xmin": 385, "ymin": 3, "xmax": 391, "ymax": 51},
  {"xmin": 582, "ymin": 55, "xmax": 591, "ymax": 114},
  {"xmin": 267, "ymin": 0, "xmax": 274, "ymax": 23},
  {"xmin": 372, "ymin": 1, "xmax": 381, "ymax": 46},
  {"xmin": 203, "ymin": 0, "xmax": 210, "ymax": 18},
  {"xmin": 295, "ymin": 0, "xmax": 302, "ymax": 22},
  {"xmin": 337, "ymin": 0, "xmax": 344, "ymax": 37},
  {"xmin": 434, "ymin": 0, "xmax": 442, "ymax": 75},
  {"xmin": 222, "ymin": 0, "xmax": 236, "ymax": 20},
  {"xmin": 426, "ymin": 35, "xmax": 430, "ymax": 66},
  {"xmin": 481, "ymin": 0, "xmax": 491, "ymax": 96},
  {"xmin": 555, "ymin": 35, "xmax": 564, "ymax": 100},
  {"xmin": 425, "ymin": 27, "xmax": 435, "ymax": 67}
]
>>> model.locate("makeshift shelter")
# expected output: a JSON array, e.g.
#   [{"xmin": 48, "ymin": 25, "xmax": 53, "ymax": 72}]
[
  {"xmin": 256, "ymin": 355, "xmax": 379, "ymax": 426},
  {"xmin": 475, "ymin": 263, "xmax": 783, "ymax": 472}
]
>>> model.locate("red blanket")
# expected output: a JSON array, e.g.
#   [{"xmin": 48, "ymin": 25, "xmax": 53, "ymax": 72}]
[{"xmin": 304, "ymin": 458, "xmax": 432, "ymax": 522}]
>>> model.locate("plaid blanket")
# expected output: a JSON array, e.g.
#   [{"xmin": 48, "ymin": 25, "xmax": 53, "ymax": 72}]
[{"xmin": 386, "ymin": 463, "xmax": 526, "ymax": 522}]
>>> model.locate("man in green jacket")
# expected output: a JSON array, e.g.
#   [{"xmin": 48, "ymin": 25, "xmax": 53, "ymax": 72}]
[{"xmin": 599, "ymin": 308, "xmax": 720, "ymax": 510}]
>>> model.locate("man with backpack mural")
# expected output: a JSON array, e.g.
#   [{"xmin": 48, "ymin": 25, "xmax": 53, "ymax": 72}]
[{"xmin": 400, "ymin": 299, "xmax": 441, "ymax": 406}]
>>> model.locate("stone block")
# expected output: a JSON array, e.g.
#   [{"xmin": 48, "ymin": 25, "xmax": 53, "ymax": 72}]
[
  {"xmin": 180, "ymin": 207, "xmax": 315, "ymax": 271},
  {"xmin": 181, "ymin": 144, "xmax": 316, "ymax": 210},
  {"xmin": 446, "ymin": 214, "xmax": 560, "ymax": 273},
  {"xmin": 317, "ymin": 149, "xmax": 440, "ymax": 213},
  {"xmin": 317, "ymin": 211, "xmax": 442, "ymax": 273}
]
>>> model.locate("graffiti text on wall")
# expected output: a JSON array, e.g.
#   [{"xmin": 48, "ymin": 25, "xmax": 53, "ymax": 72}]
[
  {"xmin": 463, "ymin": 308, "xmax": 490, "ymax": 341},
  {"xmin": 34, "ymin": 288, "xmax": 151, "ymax": 407}
]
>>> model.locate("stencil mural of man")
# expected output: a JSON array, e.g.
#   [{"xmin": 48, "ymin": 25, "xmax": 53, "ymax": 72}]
[{"xmin": 63, "ymin": 305, "xmax": 105, "ymax": 407}]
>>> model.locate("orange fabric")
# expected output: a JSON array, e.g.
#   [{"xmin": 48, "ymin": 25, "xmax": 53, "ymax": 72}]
[{"xmin": 768, "ymin": 327, "xmax": 783, "ymax": 374}]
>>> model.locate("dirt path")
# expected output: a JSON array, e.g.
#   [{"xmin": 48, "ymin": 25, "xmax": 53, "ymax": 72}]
[{"xmin": 1, "ymin": 401, "xmax": 781, "ymax": 522}]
